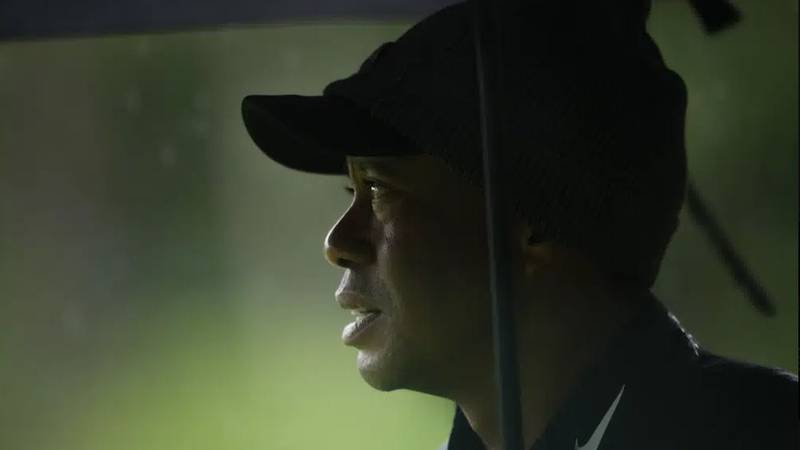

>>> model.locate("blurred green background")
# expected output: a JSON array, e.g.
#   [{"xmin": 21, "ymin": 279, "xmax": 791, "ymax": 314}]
[{"xmin": 0, "ymin": 1, "xmax": 796, "ymax": 449}]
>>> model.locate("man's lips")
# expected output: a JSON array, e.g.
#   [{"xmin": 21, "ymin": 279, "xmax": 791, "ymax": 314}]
[
  {"xmin": 335, "ymin": 290, "xmax": 384, "ymax": 346},
  {"xmin": 341, "ymin": 309, "xmax": 383, "ymax": 345}
]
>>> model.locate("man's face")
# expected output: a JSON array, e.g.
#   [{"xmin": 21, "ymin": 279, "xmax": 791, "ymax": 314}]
[{"xmin": 325, "ymin": 154, "xmax": 498, "ymax": 394}]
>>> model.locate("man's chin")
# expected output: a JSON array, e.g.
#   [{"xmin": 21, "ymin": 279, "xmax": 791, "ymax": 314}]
[{"xmin": 356, "ymin": 350, "xmax": 404, "ymax": 392}]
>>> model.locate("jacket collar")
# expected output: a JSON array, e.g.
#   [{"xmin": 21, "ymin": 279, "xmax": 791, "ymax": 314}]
[{"xmin": 445, "ymin": 292, "xmax": 700, "ymax": 450}]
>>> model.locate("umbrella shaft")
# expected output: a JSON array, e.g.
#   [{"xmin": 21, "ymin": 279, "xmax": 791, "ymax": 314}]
[{"xmin": 471, "ymin": 1, "xmax": 525, "ymax": 449}]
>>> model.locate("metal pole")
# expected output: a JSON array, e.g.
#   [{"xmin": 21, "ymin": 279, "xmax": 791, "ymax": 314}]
[
  {"xmin": 471, "ymin": 0, "xmax": 525, "ymax": 449},
  {"xmin": 686, "ymin": 181, "xmax": 776, "ymax": 316}
]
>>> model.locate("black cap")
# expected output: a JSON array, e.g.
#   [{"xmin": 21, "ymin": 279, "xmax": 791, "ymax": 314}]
[
  {"xmin": 242, "ymin": 0, "xmax": 688, "ymax": 288},
  {"xmin": 242, "ymin": 91, "xmax": 416, "ymax": 175}
]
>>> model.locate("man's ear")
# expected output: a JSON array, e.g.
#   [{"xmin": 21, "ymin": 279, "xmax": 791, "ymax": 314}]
[{"xmin": 518, "ymin": 222, "xmax": 557, "ymax": 276}]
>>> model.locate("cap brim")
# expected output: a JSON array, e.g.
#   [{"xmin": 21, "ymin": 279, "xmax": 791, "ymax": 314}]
[{"xmin": 241, "ymin": 94, "xmax": 414, "ymax": 175}]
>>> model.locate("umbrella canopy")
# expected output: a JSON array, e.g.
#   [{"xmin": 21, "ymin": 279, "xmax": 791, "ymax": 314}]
[
  {"xmin": 0, "ymin": 0, "xmax": 460, "ymax": 40},
  {"xmin": 0, "ymin": 0, "xmax": 739, "ymax": 40}
]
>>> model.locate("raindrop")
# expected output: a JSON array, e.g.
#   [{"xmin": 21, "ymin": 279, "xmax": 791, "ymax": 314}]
[
  {"xmin": 284, "ymin": 50, "xmax": 302, "ymax": 72},
  {"xmin": 710, "ymin": 81, "xmax": 730, "ymax": 101},
  {"xmin": 159, "ymin": 143, "xmax": 177, "ymax": 167},
  {"xmin": 192, "ymin": 92, "xmax": 210, "ymax": 111},
  {"xmin": 189, "ymin": 116, "xmax": 209, "ymax": 137},
  {"xmin": 124, "ymin": 89, "xmax": 142, "ymax": 113},
  {"xmin": 136, "ymin": 37, "xmax": 151, "ymax": 57},
  {"xmin": 61, "ymin": 304, "xmax": 85, "ymax": 338}
]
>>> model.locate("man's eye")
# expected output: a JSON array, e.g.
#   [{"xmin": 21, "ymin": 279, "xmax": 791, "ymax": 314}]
[
  {"xmin": 364, "ymin": 179, "xmax": 384, "ymax": 193},
  {"xmin": 344, "ymin": 179, "xmax": 389, "ymax": 197}
]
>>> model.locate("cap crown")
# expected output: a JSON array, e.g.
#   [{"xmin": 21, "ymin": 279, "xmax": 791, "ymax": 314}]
[{"xmin": 325, "ymin": 0, "xmax": 688, "ymax": 287}]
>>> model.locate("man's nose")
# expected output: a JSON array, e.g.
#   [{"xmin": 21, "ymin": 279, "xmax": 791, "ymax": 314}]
[{"xmin": 324, "ymin": 207, "xmax": 373, "ymax": 269}]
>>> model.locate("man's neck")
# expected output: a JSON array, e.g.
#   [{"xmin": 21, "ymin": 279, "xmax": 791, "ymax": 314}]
[{"xmin": 453, "ymin": 284, "xmax": 644, "ymax": 450}]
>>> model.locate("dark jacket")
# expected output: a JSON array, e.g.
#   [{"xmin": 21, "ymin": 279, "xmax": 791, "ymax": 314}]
[{"xmin": 440, "ymin": 293, "xmax": 798, "ymax": 450}]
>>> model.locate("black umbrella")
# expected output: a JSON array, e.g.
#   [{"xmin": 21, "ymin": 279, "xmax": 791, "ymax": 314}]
[
  {"xmin": 0, "ymin": 1, "xmax": 772, "ymax": 449},
  {"xmin": 0, "ymin": 0, "xmax": 458, "ymax": 40},
  {"xmin": 0, "ymin": 0, "xmax": 743, "ymax": 39}
]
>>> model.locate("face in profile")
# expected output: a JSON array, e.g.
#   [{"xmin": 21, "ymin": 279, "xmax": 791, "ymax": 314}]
[{"xmin": 324, "ymin": 154, "xmax": 500, "ymax": 395}]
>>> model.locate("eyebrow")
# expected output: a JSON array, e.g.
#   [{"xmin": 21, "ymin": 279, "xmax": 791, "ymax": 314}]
[{"xmin": 349, "ymin": 157, "xmax": 412, "ymax": 179}]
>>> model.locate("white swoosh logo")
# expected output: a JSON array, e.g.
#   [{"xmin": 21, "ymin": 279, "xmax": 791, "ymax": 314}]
[{"xmin": 574, "ymin": 385, "xmax": 625, "ymax": 450}]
